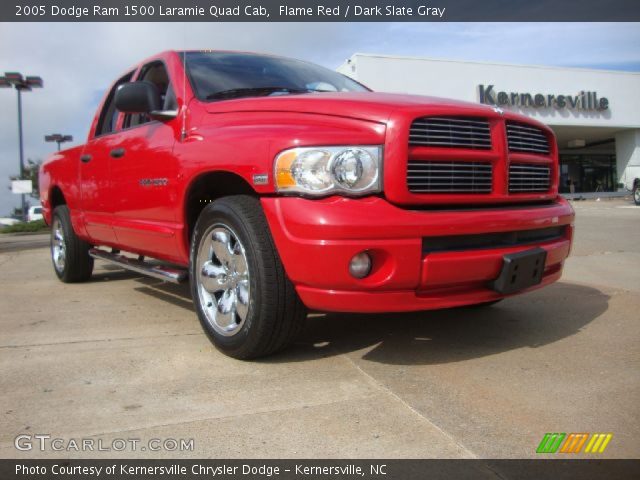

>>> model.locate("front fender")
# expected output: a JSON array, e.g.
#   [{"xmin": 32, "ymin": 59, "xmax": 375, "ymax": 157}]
[{"xmin": 182, "ymin": 111, "xmax": 387, "ymax": 194}]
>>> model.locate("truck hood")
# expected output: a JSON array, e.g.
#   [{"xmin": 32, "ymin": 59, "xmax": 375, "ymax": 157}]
[{"xmin": 203, "ymin": 91, "xmax": 511, "ymax": 125}]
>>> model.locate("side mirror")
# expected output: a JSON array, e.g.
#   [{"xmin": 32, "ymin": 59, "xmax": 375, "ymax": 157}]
[{"xmin": 115, "ymin": 81, "xmax": 161, "ymax": 114}]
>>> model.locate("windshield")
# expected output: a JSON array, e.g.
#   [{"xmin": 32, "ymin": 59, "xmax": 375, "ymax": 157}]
[{"xmin": 183, "ymin": 51, "xmax": 369, "ymax": 101}]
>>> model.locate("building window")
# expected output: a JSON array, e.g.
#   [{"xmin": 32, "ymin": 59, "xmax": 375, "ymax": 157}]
[{"xmin": 559, "ymin": 154, "xmax": 617, "ymax": 193}]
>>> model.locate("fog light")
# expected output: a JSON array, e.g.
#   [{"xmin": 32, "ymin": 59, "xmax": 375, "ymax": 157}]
[{"xmin": 349, "ymin": 252, "xmax": 372, "ymax": 279}]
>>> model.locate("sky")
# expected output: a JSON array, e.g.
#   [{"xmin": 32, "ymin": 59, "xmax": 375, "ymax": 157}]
[{"xmin": 0, "ymin": 21, "xmax": 639, "ymax": 216}]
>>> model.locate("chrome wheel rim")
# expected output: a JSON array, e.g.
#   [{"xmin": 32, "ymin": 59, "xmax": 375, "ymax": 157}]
[
  {"xmin": 51, "ymin": 217, "xmax": 66, "ymax": 273},
  {"xmin": 196, "ymin": 224, "xmax": 250, "ymax": 337},
  {"xmin": 635, "ymin": 188, "xmax": 640, "ymax": 203}
]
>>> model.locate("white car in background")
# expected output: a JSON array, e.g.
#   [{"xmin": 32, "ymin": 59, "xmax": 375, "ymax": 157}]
[
  {"xmin": 0, "ymin": 217, "xmax": 20, "ymax": 227},
  {"xmin": 622, "ymin": 164, "xmax": 640, "ymax": 206},
  {"xmin": 27, "ymin": 206, "xmax": 44, "ymax": 222}
]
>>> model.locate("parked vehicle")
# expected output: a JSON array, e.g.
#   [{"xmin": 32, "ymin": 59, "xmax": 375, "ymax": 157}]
[
  {"xmin": 39, "ymin": 50, "xmax": 575, "ymax": 358},
  {"xmin": 27, "ymin": 205, "xmax": 44, "ymax": 222},
  {"xmin": 0, "ymin": 217, "xmax": 20, "ymax": 227},
  {"xmin": 622, "ymin": 164, "xmax": 640, "ymax": 205}
]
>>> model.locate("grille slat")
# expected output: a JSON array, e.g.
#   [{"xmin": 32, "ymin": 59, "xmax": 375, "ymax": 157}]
[
  {"xmin": 506, "ymin": 123, "xmax": 545, "ymax": 134},
  {"xmin": 411, "ymin": 128, "xmax": 491, "ymax": 134},
  {"xmin": 510, "ymin": 164, "xmax": 550, "ymax": 168},
  {"xmin": 506, "ymin": 122, "xmax": 550, "ymax": 154},
  {"xmin": 506, "ymin": 126, "xmax": 548, "ymax": 136},
  {"xmin": 413, "ymin": 118, "xmax": 490, "ymax": 127},
  {"xmin": 410, "ymin": 133, "xmax": 491, "ymax": 139},
  {"xmin": 509, "ymin": 139, "xmax": 549, "ymax": 146},
  {"xmin": 409, "ymin": 141, "xmax": 492, "ymax": 148},
  {"xmin": 408, "ymin": 161, "xmax": 493, "ymax": 193},
  {"xmin": 412, "ymin": 124, "xmax": 490, "ymax": 130},
  {"xmin": 509, "ymin": 164, "xmax": 551, "ymax": 193},
  {"xmin": 409, "ymin": 177, "xmax": 493, "ymax": 181},
  {"xmin": 410, "ymin": 116, "xmax": 492, "ymax": 150},
  {"xmin": 507, "ymin": 132, "xmax": 549, "ymax": 143}
]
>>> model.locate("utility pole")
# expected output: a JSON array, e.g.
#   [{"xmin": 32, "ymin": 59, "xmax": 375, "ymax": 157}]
[{"xmin": 0, "ymin": 72, "xmax": 43, "ymax": 221}]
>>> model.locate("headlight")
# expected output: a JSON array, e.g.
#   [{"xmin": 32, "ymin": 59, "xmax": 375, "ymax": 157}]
[{"xmin": 274, "ymin": 146, "xmax": 382, "ymax": 196}]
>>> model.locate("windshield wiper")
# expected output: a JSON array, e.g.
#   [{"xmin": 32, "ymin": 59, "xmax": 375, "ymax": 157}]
[{"xmin": 205, "ymin": 87, "xmax": 311, "ymax": 100}]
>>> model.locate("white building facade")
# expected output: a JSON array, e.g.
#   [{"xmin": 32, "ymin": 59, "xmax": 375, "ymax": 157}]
[{"xmin": 338, "ymin": 54, "xmax": 640, "ymax": 194}]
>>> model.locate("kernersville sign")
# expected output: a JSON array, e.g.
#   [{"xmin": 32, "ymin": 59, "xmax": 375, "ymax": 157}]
[{"xmin": 478, "ymin": 84, "xmax": 609, "ymax": 111}]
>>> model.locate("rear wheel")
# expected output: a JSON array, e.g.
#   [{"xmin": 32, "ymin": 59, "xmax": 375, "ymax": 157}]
[
  {"xmin": 190, "ymin": 195, "xmax": 305, "ymax": 359},
  {"xmin": 51, "ymin": 205, "xmax": 94, "ymax": 282},
  {"xmin": 633, "ymin": 182, "xmax": 640, "ymax": 206}
]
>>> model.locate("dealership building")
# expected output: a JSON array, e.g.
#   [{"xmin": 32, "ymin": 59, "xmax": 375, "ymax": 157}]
[{"xmin": 338, "ymin": 54, "xmax": 640, "ymax": 194}]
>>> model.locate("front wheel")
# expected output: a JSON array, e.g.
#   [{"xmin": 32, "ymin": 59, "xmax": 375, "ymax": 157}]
[
  {"xmin": 462, "ymin": 299, "xmax": 503, "ymax": 308},
  {"xmin": 50, "ymin": 205, "xmax": 94, "ymax": 282},
  {"xmin": 190, "ymin": 195, "xmax": 306, "ymax": 359},
  {"xmin": 633, "ymin": 182, "xmax": 640, "ymax": 206}
]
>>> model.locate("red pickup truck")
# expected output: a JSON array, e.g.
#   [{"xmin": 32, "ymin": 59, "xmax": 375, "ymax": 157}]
[{"xmin": 40, "ymin": 50, "xmax": 574, "ymax": 358}]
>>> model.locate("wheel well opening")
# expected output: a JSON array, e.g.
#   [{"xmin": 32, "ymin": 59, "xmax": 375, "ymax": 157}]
[
  {"xmin": 50, "ymin": 186, "xmax": 66, "ymax": 210},
  {"xmin": 185, "ymin": 172, "xmax": 256, "ymax": 242}
]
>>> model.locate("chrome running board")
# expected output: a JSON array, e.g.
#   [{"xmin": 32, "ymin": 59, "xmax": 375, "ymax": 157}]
[{"xmin": 89, "ymin": 248, "xmax": 188, "ymax": 284}]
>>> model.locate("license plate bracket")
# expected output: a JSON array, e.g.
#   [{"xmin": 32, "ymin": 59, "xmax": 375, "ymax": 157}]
[{"xmin": 490, "ymin": 248, "xmax": 547, "ymax": 295}]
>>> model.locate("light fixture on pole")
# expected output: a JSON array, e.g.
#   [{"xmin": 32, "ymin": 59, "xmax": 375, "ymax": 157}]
[{"xmin": 45, "ymin": 134, "xmax": 73, "ymax": 151}]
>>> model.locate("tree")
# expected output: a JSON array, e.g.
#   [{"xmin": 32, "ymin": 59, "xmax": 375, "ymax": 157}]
[{"xmin": 24, "ymin": 159, "xmax": 42, "ymax": 200}]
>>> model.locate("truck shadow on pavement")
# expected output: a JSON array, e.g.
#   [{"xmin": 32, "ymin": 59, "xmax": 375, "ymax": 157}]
[
  {"xmin": 275, "ymin": 282, "xmax": 610, "ymax": 366},
  {"xmin": 92, "ymin": 268, "xmax": 195, "ymax": 310},
  {"xmin": 93, "ymin": 271, "xmax": 609, "ymax": 366}
]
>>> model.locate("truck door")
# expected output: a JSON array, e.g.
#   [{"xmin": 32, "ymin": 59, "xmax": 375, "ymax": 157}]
[
  {"xmin": 79, "ymin": 72, "xmax": 133, "ymax": 246},
  {"xmin": 109, "ymin": 61, "xmax": 180, "ymax": 259}
]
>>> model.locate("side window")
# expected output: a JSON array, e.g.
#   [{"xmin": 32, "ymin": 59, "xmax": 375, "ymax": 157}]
[
  {"xmin": 124, "ymin": 62, "xmax": 176, "ymax": 129},
  {"xmin": 95, "ymin": 72, "xmax": 134, "ymax": 137}
]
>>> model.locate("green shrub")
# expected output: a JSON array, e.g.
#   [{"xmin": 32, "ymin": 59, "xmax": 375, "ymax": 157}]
[{"xmin": 0, "ymin": 219, "xmax": 49, "ymax": 234}]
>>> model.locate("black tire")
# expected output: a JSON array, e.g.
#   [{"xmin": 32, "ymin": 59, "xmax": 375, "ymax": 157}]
[
  {"xmin": 189, "ymin": 195, "xmax": 306, "ymax": 359},
  {"xmin": 50, "ymin": 205, "xmax": 94, "ymax": 283},
  {"xmin": 464, "ymin": 299, "xmax": 503, "ymax": 308},
  {"xmin": 633, "ymin": 182, "xmax": 640, "ymax": 206}
]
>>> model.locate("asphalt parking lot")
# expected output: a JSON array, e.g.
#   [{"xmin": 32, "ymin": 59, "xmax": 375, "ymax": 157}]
[{"xmin": 1, "ymin": 199, "xmax": 639, "ymax": 459}]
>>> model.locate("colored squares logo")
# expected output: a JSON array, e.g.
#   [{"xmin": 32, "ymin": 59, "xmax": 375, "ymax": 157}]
[{"xmin": 537, "ymin": 433, "xmax": 612, "ymax": 454}]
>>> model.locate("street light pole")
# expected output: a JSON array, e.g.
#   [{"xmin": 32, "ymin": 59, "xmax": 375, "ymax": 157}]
[
  {"xmin": 0, "ymin": 72, "xmax": 43, "ymax": 222},
  {"xmin": 17, "ymin": 88, "xmax": 26, "ymax": 220}
]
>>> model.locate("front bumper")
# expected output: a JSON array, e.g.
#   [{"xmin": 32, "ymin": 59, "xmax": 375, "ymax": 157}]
[{"xmin": 261, "ymin": 196, "xmax": 575, "ymax": 313}]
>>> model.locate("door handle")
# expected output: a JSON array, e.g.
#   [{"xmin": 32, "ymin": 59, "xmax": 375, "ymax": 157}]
[
  {"xmin": 110, "ymin": 148, "xmax": 125, "ymax": 158},
  {"xmin": 80, "ymin": 154, "xmax": 92, "ymax": 163}
]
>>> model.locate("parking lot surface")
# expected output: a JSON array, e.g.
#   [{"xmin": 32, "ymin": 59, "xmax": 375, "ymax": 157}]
[{"xmin": 1, "ymin": 199, "xmax": 639, "ymax": 458}]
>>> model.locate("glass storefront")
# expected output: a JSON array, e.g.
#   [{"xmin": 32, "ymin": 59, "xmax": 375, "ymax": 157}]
[{"xmin": 559, "ymin": 154, "xmax": 617, "ymax": 193}]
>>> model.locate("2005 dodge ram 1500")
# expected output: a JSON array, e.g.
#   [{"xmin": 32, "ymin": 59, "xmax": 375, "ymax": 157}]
[{"xmin": 40, "ymin": 50, "xmax": 575, "ymax": 358}]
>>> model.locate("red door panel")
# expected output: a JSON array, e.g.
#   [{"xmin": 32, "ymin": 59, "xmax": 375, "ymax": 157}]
[
  {"xmin": 79, "ymin": 136, "xmax": 120, "ymax": 245},
  {"xmin": 110, "ymin": 121, "xmax": 180, "ymax": 259}
]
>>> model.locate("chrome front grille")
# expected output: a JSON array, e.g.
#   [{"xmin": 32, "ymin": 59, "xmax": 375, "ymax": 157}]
[
  {"xmin": 407, "ymin": 161, "xmax": 493, "ymax": 194},
  {"xmin": 409, "ymin": 116, "xmax": 491, "ymax": 150},
  {"xmin": 509, "ymin": 164, "xmax": 551, "ymax": 192},
  {"xmin": 506, "ymin": 122, "xmax": 550, "ymax": 154}
]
